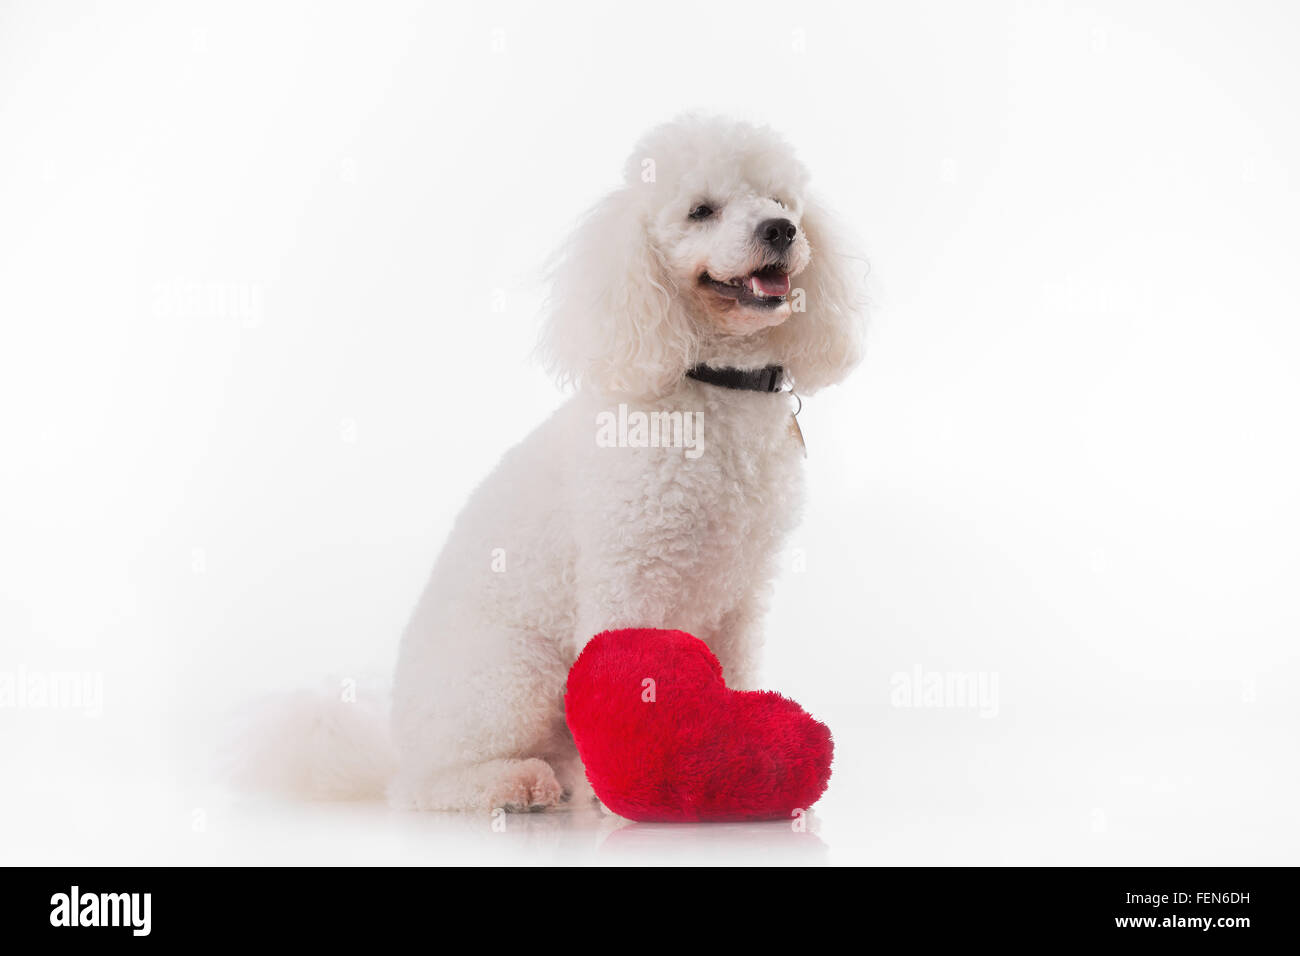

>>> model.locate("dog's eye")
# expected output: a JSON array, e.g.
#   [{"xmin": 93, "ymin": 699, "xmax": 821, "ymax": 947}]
[{"xmin": 688, "ymin": 204, "xmax": 714, "ymax": 221}]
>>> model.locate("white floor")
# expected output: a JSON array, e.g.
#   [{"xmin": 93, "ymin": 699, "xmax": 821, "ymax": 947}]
[{"xmin": 5, "ymin": 714, "xmax": 1292, "ymax": 866}]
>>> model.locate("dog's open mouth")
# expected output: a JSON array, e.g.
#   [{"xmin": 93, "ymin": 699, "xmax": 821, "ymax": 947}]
[{"xmin": 700, "ymin": 266, "xmax": 792, "ymax": 308}]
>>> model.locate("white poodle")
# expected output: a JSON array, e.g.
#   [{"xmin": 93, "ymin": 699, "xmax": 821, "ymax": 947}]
[{"xmin": 248, "ymin": 115, "xmax": 867, "ymax": 811}]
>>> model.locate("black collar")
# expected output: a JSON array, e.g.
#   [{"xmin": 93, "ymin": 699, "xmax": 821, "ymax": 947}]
[{"xmin": 686, "ymin": 364, "xmax": 785, "ymax": 393}]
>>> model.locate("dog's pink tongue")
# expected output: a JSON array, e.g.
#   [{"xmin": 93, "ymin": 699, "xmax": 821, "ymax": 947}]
[{"xmin": 751, "ymin": 272, "xmax": 791, "ymax": 296}]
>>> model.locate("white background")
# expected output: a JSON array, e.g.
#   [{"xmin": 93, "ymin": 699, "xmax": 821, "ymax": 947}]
[{"xmin": 2, "ymin": 0, "xmax": 1297, "ymax": 865}]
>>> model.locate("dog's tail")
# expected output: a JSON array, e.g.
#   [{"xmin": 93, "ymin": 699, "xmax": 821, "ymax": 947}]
[{"xmin": 231, "ymin": 679, "xmax": 396, "ymax": 800}]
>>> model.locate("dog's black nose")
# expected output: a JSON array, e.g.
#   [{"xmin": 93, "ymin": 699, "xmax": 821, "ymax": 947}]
[{"xmin": 756, "ymin": 217, "xmax": 797, "ymax": 251}]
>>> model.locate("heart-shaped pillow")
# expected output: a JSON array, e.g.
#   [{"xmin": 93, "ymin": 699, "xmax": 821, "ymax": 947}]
[{"xmin": 565, "ymin": 628, "xmax": 833, "ymax": 822}]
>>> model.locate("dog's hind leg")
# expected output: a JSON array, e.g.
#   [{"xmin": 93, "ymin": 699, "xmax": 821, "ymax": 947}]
[
  {"xmin": 389, "ymin": 757, "xmax": 565, "ymax": 812},
  {"xmin": 388, "ymin": 617, "xmax": 575, "ymax": 812}
]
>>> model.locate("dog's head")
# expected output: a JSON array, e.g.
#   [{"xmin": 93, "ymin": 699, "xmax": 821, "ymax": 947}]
[{"xmin": 542, "ymin": 115, "xmax": 866, "ymax": 398}]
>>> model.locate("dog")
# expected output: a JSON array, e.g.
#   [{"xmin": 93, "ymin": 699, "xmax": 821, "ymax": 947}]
[{"xmin": 243, "ymin": 115, "xmax": 867, "ymax": 811}]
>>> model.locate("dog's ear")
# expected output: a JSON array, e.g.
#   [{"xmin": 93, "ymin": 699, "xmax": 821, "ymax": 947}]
[
  {"xmin": 771, "ymin": 195, "xmax": 869, "ymax": 394},
  {"xmin": 539, "ymin": 185, "xmax": 696, "ymax": 398}
]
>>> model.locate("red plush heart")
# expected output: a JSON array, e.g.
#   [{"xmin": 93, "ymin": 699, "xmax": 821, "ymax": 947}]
[{"xmin": 565, "ymin": 628, "xmax": 833, "ymax": 822}]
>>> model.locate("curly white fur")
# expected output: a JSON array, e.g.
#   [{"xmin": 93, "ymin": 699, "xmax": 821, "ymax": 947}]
[{"xmin": 245, "ymin": 115, "xmax": 867, "ymax": 812}]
